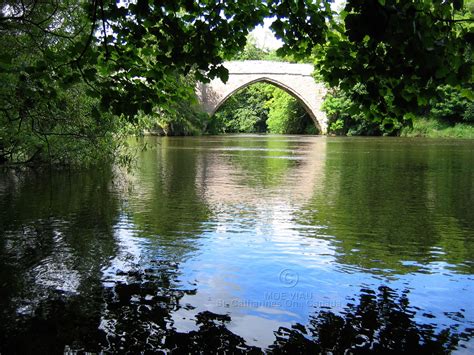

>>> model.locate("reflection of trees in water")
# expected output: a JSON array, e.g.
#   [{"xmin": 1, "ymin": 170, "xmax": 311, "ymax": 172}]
[
  {"xmin": 87, "ymin": 262, "xmax": 262, "ymax": 353},
  {"xmin": 297, "ymin": 139, "xmax": 474, "ymax": 275},
  {"xmin": 2, "ymin": 268, "xmax": 471, "ymax": 354},
  {"xmin": 1, "ymin": 140, "xmax": 473, "ymax": 353},
  {"xmin": 0, "ymin": 168, "xmax": 121, "ymax": 354},
  {"xmin": 90, "ymin": 282, "xmax": 474, "ymax": 353},
  {"xmin": 270, "ymin": 286, "xmax": 473, "ymax": 354},
  {"xmin": 129, "ymin": 137, "xmax": 211, "ymax": 243}
]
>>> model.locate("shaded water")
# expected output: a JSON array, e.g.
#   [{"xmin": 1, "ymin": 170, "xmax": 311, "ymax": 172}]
[{"xmin": 0, "ymin": 135, "xmax": 473, "ymax": 353}]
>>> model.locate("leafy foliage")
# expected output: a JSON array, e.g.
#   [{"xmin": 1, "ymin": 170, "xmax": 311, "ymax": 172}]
[
  {"xmin": 1, "ymin": 0, "xmax": 473, "ymax": 165},
  {"xmin": 210, "ymin": 83, "xmax": 271, "ymax": 134},
  {"xmin": 231, "ymin": 33, "xmax": 304, "ymax": 63},
  {"xmin": 266, "ymin": 88, "xmax": 317, "ymax": 134},
  {"xmin": 210, "ymin": 82, "xmax": 318, "ymax": 135},
  {"xmin": 323, "ymin": 84, "xmax": 474, "ymax": 137},
  {"xmin": 138, "ymin": 75, "xmax": 208, "ymax": 136},
  {"xmin": 324, "ymin": 84, "xmax": 474, "ymax": 137},
  {"xmin": 94, "ymin": 0, "xmax": 274, "ymax": 118},
  {"xmin": 431, "ymin": 85, "xmax": 474, "ymax": 123},
  {"xmin": 312, "ymin": 0, "xmax": 473, "ymax": 128},
  {"xmin": 0, "ymin": 0, "xmax": 128, "ymax": 166},
  {"xmin": 231, "ymin": 35, "xmax": 278, "ymax": 61},
  {"xmin": 464, "ymin": 101, "xmax": 474, "ymax": 122},
  {"xmin": 322, "ymin": 87, "xmax": 395, "ymax": 136}
]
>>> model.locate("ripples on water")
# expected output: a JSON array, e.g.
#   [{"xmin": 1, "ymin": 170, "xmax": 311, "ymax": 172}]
[{"xmin": 0, "ymin": 135, "xmax": 473, "ymax": 353}]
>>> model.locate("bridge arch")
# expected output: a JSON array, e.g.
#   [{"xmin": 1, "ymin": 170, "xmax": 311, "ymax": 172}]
[
  {"xmin": 215, "ymin": 77, "xmax": 323, "ymax": 132},
  {"xmin": 196, "ymin": 61, "xmax": 328, "ymax": 133}
]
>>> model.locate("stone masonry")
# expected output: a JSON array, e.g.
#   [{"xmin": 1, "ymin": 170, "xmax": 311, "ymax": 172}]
[{"xmin": 196, "ymin": 60, "xmax": 327, "ymax": 133}]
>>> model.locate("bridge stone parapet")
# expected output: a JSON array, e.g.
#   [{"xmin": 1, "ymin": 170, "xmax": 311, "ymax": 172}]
[{"xmin": 196, "ymin": 60, "xmax": 327, "ymax": 133}]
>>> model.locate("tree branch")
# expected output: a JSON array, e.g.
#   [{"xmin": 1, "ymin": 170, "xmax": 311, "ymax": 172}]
[
  {"xmin": 74, "ymin": 0, "xmax": 98, "ymax": 65},
  {"xmin": 99, "ymin": 0, "xmax": 110, "ymax": 60}
]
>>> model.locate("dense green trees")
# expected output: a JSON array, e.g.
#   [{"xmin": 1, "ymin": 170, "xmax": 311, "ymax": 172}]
[
  {"xmin": 210, "ymin": 83, "xmax": 270, "ymax": 134},
  {"xmin": 0, "ymin": 1, "xmax": 125, "ymax": 165},
  {"xmin": 316, "ymin": 0, "xmax": 473, "ymax": 135},
  {"xmin": 431, "ymin": 85, "xmax": 473, "ymax": 123},
  {"xmin": 313, "ymin": 0, "xmax": 472, "ymax": 126},
  {"xmin": 1, "ymin": 0, "xmax": 472, "ymax": 165},
  {"xmin": 322, "ymin": 88, "xmax": 384, "ymax": 136},
  {"xmin": 266, "ymin": 87, "xmax": 318, "ymax": 134},
  {"xmin": 210, "ymin": 82, "xmax": 317, "ymax": 135},
  {"xmin": 323, "ymin": 84, "xmax": 474, "ymax": 136}
]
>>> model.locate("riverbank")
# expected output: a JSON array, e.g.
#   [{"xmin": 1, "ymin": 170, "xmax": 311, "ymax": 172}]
[{"xmin": 400, "ymin": 119, "xmax": 474, "ymax": 139}]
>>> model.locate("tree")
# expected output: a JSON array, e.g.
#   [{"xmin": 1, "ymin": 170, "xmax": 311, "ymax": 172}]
[
  {"xmin": 1, "ymin": 0, "xmax": 472, "ymax": 164},
  {"xmin": 310, "ymin": 0, "xmax": 473, "ymax": 131},
  {"xmin": 0, "ymin": 0, "xmax": 129, "ymax": 165},
  {"xmin": 232, "ymin": 35, "xmax": 270, "ymax": 61},
  {"xmin": 211, "ymin": 83, "xmax": 271, "ymax": 133},
  {"xmin": 431, "ymin": 85, "xmax": 473, "ymax": 123},
  {"xmin": 266, "ymin": 88, "xmax": 317, "ymax": 134}
]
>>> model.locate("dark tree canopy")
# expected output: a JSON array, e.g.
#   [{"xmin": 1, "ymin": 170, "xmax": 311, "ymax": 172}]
[
  {"xmin": 312, "ymin": 0, "xmax": 473, "ymax": 130},
  {"xmin": 0, "ymin": 0, "xmax": 472, "ymax": 164}
]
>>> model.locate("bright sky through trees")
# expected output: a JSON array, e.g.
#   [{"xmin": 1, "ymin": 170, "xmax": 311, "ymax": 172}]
[{"xmin": 251, "ymin": 0, "xmax": 345, "ymax": 50}]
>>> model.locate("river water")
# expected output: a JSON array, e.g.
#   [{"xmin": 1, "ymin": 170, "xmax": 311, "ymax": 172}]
[{"xmin": 0, "ymin": 135, "xmax": 473, "ymax": 353}]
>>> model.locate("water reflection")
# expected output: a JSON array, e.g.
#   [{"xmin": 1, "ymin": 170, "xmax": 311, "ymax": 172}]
[
  {"xmin": 195, "ymin": 135, "xmax": 326, "ymax": 205},
  {"xmin": 270, "ymin": 285, "xmax": 473, "ymax": 353},
  {"xmin": 0, "ymin": 168, "xmax": 120, "ymax": 353},
  {"xmin": 298, "ymin": 138, "xmax": 474, "ymax": 274},
  {"xmin": 0, "ymin": 136, "xmax": 473, "ymax": 353}
]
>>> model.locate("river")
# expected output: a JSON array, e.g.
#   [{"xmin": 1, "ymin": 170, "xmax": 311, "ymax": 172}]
[{"xmin": 0, "ymin": 135, "xmax": 473, "ymax": 353}]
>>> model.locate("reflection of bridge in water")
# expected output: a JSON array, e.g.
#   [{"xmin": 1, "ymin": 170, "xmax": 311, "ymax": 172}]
[
  {"xmin": 194, "ymin": 136, "xmax": 327, "ymax": 208},
  {"xmin": 196, "ymin": 61, "xmax": 328, "ymax": 133},
  {"xmin": 170, "ymin": 136, "xmax": 330, "ymax": 346}
]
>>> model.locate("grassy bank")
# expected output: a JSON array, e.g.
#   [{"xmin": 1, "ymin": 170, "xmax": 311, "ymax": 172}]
[{"xmin": 400, "ymin": 119, "xmax": 474, "ymax": 139}]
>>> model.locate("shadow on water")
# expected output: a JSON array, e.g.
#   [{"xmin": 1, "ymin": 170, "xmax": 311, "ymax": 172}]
[
  {"xmin": 0, "ymin": 136, "xmax": 473, "ymax": 353},
  {"xmin": 1, "ymin": 267, "xmax": 472, "ymax": 353},
  {"xmin": 270, "ymin": 286, "xmax": 473, "ymax": 354},
  {"xmin": 0, "ymin": 167, "xmax": 121, "ymax": 353}
]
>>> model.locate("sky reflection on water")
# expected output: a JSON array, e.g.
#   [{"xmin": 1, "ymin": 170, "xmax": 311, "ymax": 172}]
[{"xmin": 0, "ymin": 135, "xmax": 473, "ymax": 353}]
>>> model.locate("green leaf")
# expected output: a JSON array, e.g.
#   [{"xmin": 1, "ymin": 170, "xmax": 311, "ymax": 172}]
[
  {"xmin": 217, "ymin": 66, "xmax": 229, "ymax": 83},
  {"xmin": 461, "ymin": 89, "xmax": 474, "ymax": 100},
  {"xmin": 403, "ymin": 112, "xmax": 416, "ymax": 122}
]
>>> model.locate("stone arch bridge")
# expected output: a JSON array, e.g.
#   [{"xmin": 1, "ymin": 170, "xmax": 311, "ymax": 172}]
[{"xmin": 196, "ymin": 60, "xmax": 327, "ymax": 133}]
